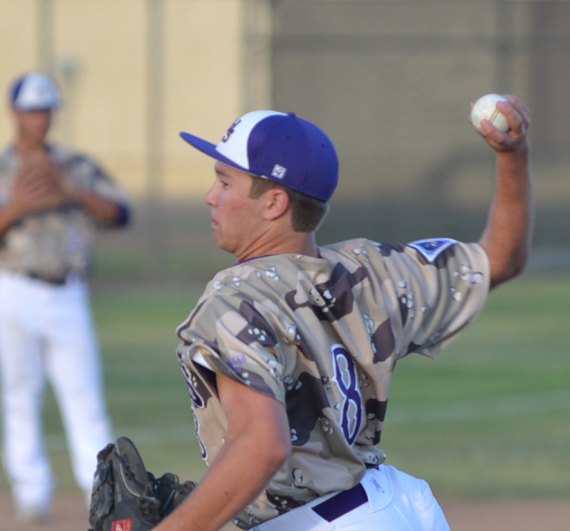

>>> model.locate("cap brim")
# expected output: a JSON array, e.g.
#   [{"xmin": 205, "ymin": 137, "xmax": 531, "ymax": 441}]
[{"xmin": 179, "ymin": 132, "xmax": 251, "ymax": 174}]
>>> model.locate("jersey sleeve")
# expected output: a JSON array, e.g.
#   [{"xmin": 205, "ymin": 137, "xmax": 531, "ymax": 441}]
[
  {"xmin": 55, "ymin": 147, "xmax": 130, "ymax": 205},
  {"xmin": 177, "ymin": 282, "xmax": 287, "ymax": 404},
  {"xmin": 366, "ymin": 238, "xmax": 490, "ymax": 359}
]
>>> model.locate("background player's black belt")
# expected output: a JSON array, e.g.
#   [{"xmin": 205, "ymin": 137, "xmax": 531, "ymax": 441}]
[
  {"xmin": 26, "ymin": 272, "xmax": 76, "ymax": 286},
  {"xmin": 311, "ymin": 483, "xmax": 367, "ymax": 522},
  {"xmin": 26, "ymin": 272, "xmax": 68, "ymax": 285}
]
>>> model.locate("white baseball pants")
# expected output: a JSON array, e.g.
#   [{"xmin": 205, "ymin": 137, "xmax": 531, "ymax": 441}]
[
  {"xmin": 0, "ymin": 272, "xmax": 112, "ymax": 511},
  {"xmin": 252, "ymin": 465, "xmax": 450, "ymax": 530}
]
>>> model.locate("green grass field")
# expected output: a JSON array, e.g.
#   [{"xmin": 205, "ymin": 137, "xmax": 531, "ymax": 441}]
[{"xmin": 1, "ymin": 273, "xmax": 569, "ymax": 502}]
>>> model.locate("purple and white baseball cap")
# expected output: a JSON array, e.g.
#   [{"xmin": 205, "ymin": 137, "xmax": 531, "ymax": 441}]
[
  {"xmin": 180, "ymin": 110, "xmax": 339, "ymax": 202},
  {"xmin": 9, "ymin": 72, "xmax": 61, "ymax": 111}
]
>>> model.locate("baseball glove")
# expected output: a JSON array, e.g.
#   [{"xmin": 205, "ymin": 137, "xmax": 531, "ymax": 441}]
[{"xmin": 88, "ymin": 436, "xmax": 197, "ymax": 531}]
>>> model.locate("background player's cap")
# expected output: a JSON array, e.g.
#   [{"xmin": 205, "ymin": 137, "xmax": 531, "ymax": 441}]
[
  {"xmin": 180, "ymin": 110, "xmax": 339, "ymax": 202},
  {"xmin": 9, "ymin": 72, "xmax": 61, "ymax": 112}
]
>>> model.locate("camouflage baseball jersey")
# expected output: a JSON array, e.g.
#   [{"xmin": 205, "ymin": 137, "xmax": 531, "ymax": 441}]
[
  {"xmin": 176, "ymin": 238, "xmax": 489, "ymax": 528},
  {"xmin": 0, "ymin": 144, "xmax": 129, "ymax": 279}
]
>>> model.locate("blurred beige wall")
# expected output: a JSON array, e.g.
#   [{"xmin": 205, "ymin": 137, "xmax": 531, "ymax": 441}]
[{"xmin": 0, "ymin": 0, "xmax": 272, "ymax": 201}]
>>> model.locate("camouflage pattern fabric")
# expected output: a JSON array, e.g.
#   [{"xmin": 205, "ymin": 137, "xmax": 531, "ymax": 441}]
[
  {"xmin": 0, "ymin": 144, "xmax": 129, "ymax": 279},
  {"xmin": 176, "ymin": 238, "xmax": 489, "ymax": 529}
]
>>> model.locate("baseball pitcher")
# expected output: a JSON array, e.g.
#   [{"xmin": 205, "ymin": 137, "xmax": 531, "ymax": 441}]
[{"xmin": 89, "ymin": 97, "xmax": 532, "ymax": 531}]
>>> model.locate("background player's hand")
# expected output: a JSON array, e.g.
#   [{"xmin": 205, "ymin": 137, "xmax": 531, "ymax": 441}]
[
  {"xmin": 471, "ymin": 95, "xmax": 530, "ymax": 154},
  {"xmin": 12, "ymin": 151, "xmax": 68, "ymax": 214}
]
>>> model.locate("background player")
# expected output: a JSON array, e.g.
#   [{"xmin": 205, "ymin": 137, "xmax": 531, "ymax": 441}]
[
  {"xmin": 156, "ymin": 96, "xmax": 532, "ymax": 530},
  {"xmin": 0, "ymin": 71, "xmax": 131, "ymax": 521}
]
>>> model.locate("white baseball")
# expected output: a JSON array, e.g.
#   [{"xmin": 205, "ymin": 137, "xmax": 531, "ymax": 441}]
[{"xmin": 470, "ymin": 93, "xmax": 510, "ymax": 132}]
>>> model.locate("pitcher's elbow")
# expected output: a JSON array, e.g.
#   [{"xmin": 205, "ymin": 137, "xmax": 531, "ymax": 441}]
[{"xmin": 489, "ymin": 252, "xmax": 529, "ymax": 289}]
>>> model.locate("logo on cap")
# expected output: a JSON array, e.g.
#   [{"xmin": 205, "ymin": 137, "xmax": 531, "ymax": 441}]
[
  {"xmin": 271, "ymin": 164, "xmax": 287, "ymax": 179},
  {"xmin": 222, "ymin": 119, "xmax": 242, "ymax": 143}
]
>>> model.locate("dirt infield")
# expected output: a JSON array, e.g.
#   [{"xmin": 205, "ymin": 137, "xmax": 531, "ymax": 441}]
[{"xmin": 1, "ymin": 493, "xmax": 569, "ymax": 530}]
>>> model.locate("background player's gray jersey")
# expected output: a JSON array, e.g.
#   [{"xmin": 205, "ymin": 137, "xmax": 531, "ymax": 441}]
[{"xmin": 176, "ymin": 238, "xmax": 489, "ymax": 528}]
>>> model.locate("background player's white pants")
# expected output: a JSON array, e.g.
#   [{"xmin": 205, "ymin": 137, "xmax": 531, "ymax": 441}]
[
  {"xmin": 252, "ymin": 465, "xmax": 450, "ymax": 531},
  {"xmin": 0, "ymin": 273, "xmax": 112, "ymax": 511}
]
